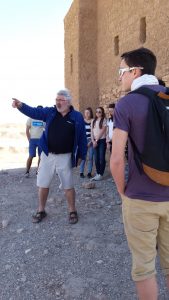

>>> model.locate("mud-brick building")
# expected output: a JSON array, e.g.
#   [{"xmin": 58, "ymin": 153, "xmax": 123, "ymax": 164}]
[{"xmin": 64, "ymin": 0, "xmax": 169, "ymax": 112}]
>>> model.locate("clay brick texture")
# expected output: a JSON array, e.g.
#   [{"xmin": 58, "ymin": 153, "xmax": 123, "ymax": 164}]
[{"xmin": 64, "ymin": 0, "xmax": 169, "ymax": 113}]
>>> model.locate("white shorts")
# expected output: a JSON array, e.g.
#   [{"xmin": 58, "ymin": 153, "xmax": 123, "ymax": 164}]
[{"xmin": 37, "ymin": 152, "xmax": 74, "ymax": 189}]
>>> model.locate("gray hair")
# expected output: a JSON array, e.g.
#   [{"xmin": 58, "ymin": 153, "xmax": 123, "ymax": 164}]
[{"xmin": 57, "ymin": 88, "xmax": 72, "ymax": 102}]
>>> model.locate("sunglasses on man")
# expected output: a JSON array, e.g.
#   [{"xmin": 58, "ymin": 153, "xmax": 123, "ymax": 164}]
[{"xmin": 118, "ymin": 66, "xmax": 144, "ymax": 78}]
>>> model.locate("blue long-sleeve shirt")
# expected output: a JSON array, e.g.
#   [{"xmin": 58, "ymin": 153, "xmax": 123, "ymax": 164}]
[{"xmin": 19, "ymin": 103, "xmax": 87, "ymax": 167}]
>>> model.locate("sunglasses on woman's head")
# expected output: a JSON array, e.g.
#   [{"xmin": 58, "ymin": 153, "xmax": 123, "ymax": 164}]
[{"xmin": 96, "ymin": 110, "xmax": 102, "ymax": 114}]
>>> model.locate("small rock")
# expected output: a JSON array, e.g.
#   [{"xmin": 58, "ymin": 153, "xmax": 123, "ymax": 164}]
[
  {"xmin": 86, "ymin": 240, "xmax": 95, "ymax": 251},
  {"xmin": 48, "ymin": 197, "xmax": 54, "ymax": 203},
  {"xmin": 2, "ymin": 219, "xmax": 9, "ymax": 228},
  {"xmin": 113, "ymin": 230, "xmax": 120, "ymax": 236},
  {"xmin": 17, "ymin": 228, "xmax": 24, "ymax": 233},
  {"xmin": 25, "ymin": 248, "xmax": 31, "ymax": 254},
  {"xmin": 82, "ymin": 182, "xmax": 95, "ymax": 189},
  {"xmin": 96, "ymin": 260, "xmax": 103, "ymax": 264},
  {"xmin": 5, "ymin": 264, "xmax": 11, "ymax": 270},
  {"xmin": 20, "ymin": 275, "xmax": 27, "ymax": 282}
]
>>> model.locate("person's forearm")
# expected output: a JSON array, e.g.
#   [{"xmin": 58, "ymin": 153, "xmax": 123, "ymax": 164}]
[
  {"xmin": 110, "ymin": 159, "xmax": 125, "ymax": 195},
  {"xmin": 91, "ymin": 130, "xmax": 95, "ymax": 143},
  {"xmin": 26, "ymin": 134, "xmax": 30, "ymax": 140}
]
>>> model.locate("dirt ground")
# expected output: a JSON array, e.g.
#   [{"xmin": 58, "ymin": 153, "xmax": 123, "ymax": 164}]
[{"xmin": 0, "ymin": 124, "xmax": 169, "ymax": 299}]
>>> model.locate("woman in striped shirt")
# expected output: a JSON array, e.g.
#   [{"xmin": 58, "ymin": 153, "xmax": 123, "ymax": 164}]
[{"xmin": 80, "ymin": 107, "xmax": 94, "ymax": 178}]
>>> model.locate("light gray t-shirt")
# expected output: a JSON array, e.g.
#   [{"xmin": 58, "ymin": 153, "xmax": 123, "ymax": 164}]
[{"xmin": 26, "ymin": 118, "xmax": 45, "ymax": 139}]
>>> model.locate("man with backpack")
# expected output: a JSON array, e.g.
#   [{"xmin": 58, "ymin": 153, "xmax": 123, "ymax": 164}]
[{"xmin": 110, "ymin": 48, "xmax": 169, "ymax": 299}]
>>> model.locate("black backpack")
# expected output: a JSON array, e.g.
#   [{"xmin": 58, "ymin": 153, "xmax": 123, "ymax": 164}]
[{"xmin": 129, "ymin": 86, "xmax": 169, "ymax": 186}]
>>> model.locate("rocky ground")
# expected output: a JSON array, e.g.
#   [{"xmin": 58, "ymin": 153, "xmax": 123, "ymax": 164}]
[{"xmin": 0, "ymin": 165, "xmax": 169, "ymax": 300}]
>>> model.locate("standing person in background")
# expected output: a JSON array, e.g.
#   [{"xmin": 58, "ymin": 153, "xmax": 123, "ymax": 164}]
[
  {"xmin": 80, "ymin": 107, "xmax": 94, "ymax": 179},
  {"xmin": 12, "ymin": 89, "xmax": 87, "ymax": 224},
  {"xmin": 25, "ymin": 105, "xmax": 45, "ymax": 177},
  {"xmin": 106, "ymin": 103, "xmax": 115, "ymax": 153},
  {"xmin": 91, "ymin": 107, "xmax": 107, "ymax": 181}
]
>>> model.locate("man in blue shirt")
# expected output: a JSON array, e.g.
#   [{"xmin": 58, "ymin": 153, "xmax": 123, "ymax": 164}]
[{"xmin": 12, "ymin": 89, "xmax": 87, "ymax": 225}]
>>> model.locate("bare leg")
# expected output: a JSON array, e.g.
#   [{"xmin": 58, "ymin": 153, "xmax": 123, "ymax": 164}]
[
  {"xmin": 37, "ymin": 156, "xmax": 41, "ymax": 168},
  {"xmin": 135, "ymin": 276, "xmax": 158, "ymax": 300},
  {"xmin": 64, "ymin": 188, "xmax": 76, "ymax": 212},
  {"xmin": 38, "ymin": 187, "xmax": 49, "ymax": 212},
  {"xmin": 26, "ymin": 156, "xmax": 33, "ymax": 173},
  {"xmin": 32, "ymin": 187, "xmax": 49, "ymax": 223},
  {"xmin": 64, "ymin": 188, "xmax": 78, "ymax": 224}
]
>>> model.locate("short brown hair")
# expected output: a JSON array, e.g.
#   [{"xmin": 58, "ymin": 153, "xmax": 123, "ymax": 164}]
[{"xmin": 121, "ymin": 47, "xmax": 157, "ymax": 75}]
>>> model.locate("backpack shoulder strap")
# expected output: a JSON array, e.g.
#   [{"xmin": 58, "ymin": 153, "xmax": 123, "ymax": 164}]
[
  {"xmin": 130, "ymin": 86, "xmax": 169, "ymax": 100},
  {"xmin": 130, "ymin": 86, "xmax": 157, "ymax": 100},
  {"xmin": 165, "ymin": 87, "xmax": 169, "ymax": 95},
  {"xmin": 158, "ymin": 89, "xmax": 169, "ymax": 100}
]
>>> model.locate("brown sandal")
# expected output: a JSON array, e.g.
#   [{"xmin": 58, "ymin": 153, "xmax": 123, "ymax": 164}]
[
  {"xmin": 32, "ymin": 211, "xmax": 47, "ymax": 223},
  {"xmin": 69, "ymin": 211, "xmax": 78, "ymax": 224}
]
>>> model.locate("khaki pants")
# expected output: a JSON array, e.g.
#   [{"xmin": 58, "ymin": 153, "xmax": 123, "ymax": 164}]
[{"xmin": 122, "ymin": 195, "xmax": 169, "ymax": 281}]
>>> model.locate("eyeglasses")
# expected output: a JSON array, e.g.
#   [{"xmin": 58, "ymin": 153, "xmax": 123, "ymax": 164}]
[
  {"xmin": 56, "ymin": 98, "xmax": 67, "ymax": 102},
  {"xmin": 96, "ymin": 110, "xmax": 102, "ymax": 114},
  {"xmin": 118, "ymin": 66, "xmax": 144, "ymax": 78}
]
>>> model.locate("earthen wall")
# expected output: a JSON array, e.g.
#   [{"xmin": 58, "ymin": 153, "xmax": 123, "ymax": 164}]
[{"xmin": 64, "ymin": 0, "xmax": 169, "ymax": 112}]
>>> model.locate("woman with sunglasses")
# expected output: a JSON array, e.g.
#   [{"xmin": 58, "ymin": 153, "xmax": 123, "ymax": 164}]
[
  {"xmin": 91, "ymin": 107, "xmax": 107, "ymax": 180},
  {"xmin": 79, "ymin": 107, "xmax": 94, "ymax": 178}
]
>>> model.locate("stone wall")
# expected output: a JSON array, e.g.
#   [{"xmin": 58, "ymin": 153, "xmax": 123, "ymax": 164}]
[
  {"xmin": 64, "ymin": 0, "xmax": 80, "ymax": 109},
  {"xmin": 64, "ymin": 0, "xmax": 169, "ymax": 113},
  {"xmin": 78, "ymin": 0, "xmax": 98, "ymax": 112},
  {"xmin": 64, "ymin": 0, "xmax": 98, "ymax": 112}
]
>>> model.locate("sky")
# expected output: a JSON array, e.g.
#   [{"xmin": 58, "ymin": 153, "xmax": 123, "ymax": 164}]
[{"xmin": 0, "ymin": 0, "xmax": 73, "ymax": 123}]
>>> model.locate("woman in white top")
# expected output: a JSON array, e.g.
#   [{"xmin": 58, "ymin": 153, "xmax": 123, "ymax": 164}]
[
  {"xmin": 106, "ymin": 103, "xmax": 115, "ymax": 153},
  {"xmin": 91, "ymin": 106, "xmax": 107, "ymax": 180}
]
